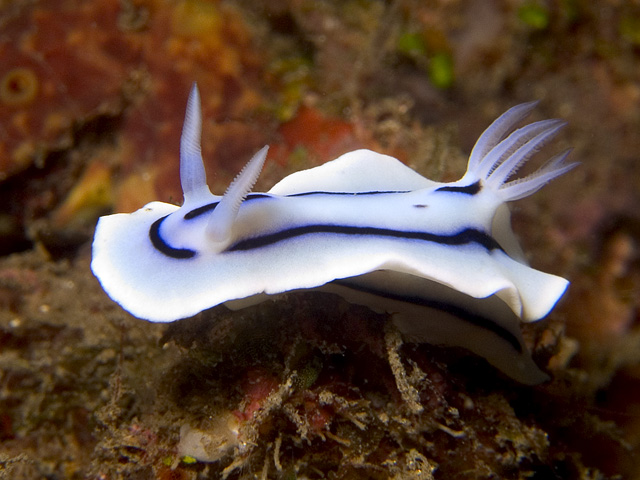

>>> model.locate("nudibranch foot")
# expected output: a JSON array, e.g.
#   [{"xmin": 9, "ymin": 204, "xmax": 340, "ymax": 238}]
[
  {"xmin": 322, "ymin": 270, "xmax": 551, "ymax": 385},
  {"xmin": 91, "ymin": 84, "xmax": 575, "ymax": 384}
]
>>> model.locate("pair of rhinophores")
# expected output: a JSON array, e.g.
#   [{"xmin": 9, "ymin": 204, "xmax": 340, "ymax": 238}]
[{"xmin": 91, "ymin": 84, "xmax": 577, "ymax": 385}]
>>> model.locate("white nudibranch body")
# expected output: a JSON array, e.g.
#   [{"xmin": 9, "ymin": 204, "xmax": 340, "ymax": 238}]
[{"xmin": 91, "ymin": 84, "xmax": 577, "ymax": 384}]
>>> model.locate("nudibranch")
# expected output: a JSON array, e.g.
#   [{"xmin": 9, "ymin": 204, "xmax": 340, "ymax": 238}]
[{"xmin": 91, "ymin": 84, "xmax": 576, "ymax": 384}]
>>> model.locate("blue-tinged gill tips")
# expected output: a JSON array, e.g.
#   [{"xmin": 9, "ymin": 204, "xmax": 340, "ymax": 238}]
[
  {"xmin": 467, "ymin": 101, "xmax": 539, "ymax": 173},
  {"xmin": 180, "ymin": 83, "xmax": 210, "ymax": 203},
  {"xmin": 206, "ymin": 145, "xmax": 269, "ymax": 245},
  {"xmin": 499, "ymin": 147, "xmax": 577, "ymax": 201},
  {"xmin": 464, "ymin": 104, "xmax": 578, "ymax": 203}
]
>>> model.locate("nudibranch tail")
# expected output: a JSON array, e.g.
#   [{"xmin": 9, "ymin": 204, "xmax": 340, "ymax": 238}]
[
  {"xmin": 180, "ymin": 83, "xmax": 210, "ymax": 202},
  {"xmin": 465, "ymin": 104, "xmax": 578, "ymax": 202},
  {"xmin": 206, "ymin": 145, "xmax": 269, "ymax": 243}
]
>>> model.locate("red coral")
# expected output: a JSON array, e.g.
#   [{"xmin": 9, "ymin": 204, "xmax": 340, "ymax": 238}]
[
  {"xmin": 271, "ymin": 105, "xmax": 367, "ymax": 167},
  {"xmin": 234, "ymin": 369, "xmax": 280, "ymax": 421}
]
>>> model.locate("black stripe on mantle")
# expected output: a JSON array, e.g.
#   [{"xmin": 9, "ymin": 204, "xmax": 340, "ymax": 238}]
[
  {"xmin": 149, "ymin": 216, "xmax": 196, "ymax": 259},
  {"xmin": 435, "ymin": 180, "xmax": 481, "ymax": 195},
  {"xmin": 151, "ymin": 217, "xmax": 502, "ymax": 260},
  {"xmin": 227, "ymin": 225, "xmax": 502, "ymax": 253},
  {"xmin": 183, "ymin": 184, "xmax": 480, "ymax": 222}
]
